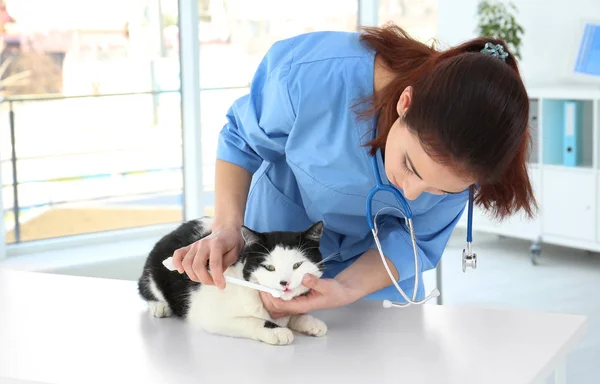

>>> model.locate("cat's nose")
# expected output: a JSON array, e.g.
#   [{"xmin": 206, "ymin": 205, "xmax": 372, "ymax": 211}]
[{"xmin": 279, "ymin": 280, "xmax": 288, "ymax": 287}]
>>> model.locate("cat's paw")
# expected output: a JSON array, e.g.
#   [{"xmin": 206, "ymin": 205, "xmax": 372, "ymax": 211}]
[
  {"xmin": 289, "ymin": 314, "xmax": 327, "ymax": 337},
  {"xmin": 260, "ymin": 327, "xmax": 295, "ymax": 345},
  {"xmin": 149, "ymin": 301, "xmax": 172, "ymax": 318}
]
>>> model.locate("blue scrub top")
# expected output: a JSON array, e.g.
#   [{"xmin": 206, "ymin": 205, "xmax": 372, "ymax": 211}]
[{"xmin": 216, "ymin": 31, "xmax": 470, "ymax": 302}]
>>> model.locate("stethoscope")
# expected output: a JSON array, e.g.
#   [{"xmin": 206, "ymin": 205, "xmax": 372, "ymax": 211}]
[{"xmin": 366, "ymin": 149, "xmax": 476, "ymax": 309}]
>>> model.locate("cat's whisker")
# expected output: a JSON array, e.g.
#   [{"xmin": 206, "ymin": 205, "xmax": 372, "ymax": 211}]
[
  {"xmin": 314, "ymin": 251, "xmax": 339, "ymax": 266},
  {"xmin": 297, "ymin": 240, "xmax": 322, "ymax": 251},
  {"xmin": 300, "ymin": 246, "xmax": 320, "ymax": 252},
  {"xmin": 254, "ymin": 242, "xmax": 271, "ymax": 254},
  {"xmin": 244, "ymin": 252, "xmax": 269, "ymax": 257},
  {"xmin": 303, "ymin": 263, "xmax": 334, "ymax": 277},
  {"xmin": 243, "ymin": 251, "xmax": 270, "ymax": 258},
  {"xmin": 303, "ymin": 266, "xmax": 324, "ymax": 275},
  {"xmin": 298, "ymin": 253, "xmax": 339, "ymax": 277},
  {"xmin": 297, "ymin": 242, "xmax": 310, "ymax": 254}
]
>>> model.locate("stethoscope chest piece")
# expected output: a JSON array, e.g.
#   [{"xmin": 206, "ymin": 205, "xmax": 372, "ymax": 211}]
[
  {"xmin": 462, "ymin": 186, "xmax": 477, "ymax": 273},
  {"xmin": 462, "ymin": 243, "xmax": 477, "ymax": 272}
]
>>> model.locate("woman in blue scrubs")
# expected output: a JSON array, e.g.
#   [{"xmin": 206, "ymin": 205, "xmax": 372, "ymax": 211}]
[{"xmin": 172, "ymin": 24, "xmax": 536, "ymax": 317}]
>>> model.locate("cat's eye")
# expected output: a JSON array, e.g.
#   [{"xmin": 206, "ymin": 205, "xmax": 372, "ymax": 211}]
[
  {"xmin": 263, "ymin": 265, "xmax": 275, "ymax": 272},
  {"xmin": 293, "ymin": 262, "xmax": 304, "ymax": 270}
]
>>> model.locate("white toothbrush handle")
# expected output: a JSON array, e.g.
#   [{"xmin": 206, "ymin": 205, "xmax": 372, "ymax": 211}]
[
  {"xmin": 161, "ymin": 257, "xmax": 283, "ymax": 298},
  {"xmin": 223, "ymin": 276, "xmax": 284, "ymax": 298}
]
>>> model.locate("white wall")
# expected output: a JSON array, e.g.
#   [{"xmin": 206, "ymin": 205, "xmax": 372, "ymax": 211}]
[{"xmin": 438, "ymin": 0, "xmax": 600, "ymax": 87}]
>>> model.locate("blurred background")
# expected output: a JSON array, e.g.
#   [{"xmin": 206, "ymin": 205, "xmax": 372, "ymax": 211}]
[
  {"xmin": 0, "ymin": 0, "xmax": 599, "ymax": 382},
  {"xmin": 0, "ymin": 0, "xmax": 437, "ymax": 244}
]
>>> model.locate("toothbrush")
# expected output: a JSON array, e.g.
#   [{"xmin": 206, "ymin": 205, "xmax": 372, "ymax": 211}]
[{"xmin": 161, "ymin": 257, "xmax": 284, "ymax": 298}]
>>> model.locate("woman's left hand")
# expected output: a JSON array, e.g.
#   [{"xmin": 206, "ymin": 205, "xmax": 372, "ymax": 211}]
[{"xmin": 260, "ymin": 274, "xmax": 357, "ymax": 319}]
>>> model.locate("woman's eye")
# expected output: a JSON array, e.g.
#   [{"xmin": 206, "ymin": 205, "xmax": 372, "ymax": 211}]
[
  {"xmin": 401, "ymin": 158, "xmax": 414, "ymax": 176},
  {"xmin": 263, "ymin": 265, "xmax": 275, "ymax": 271},
  {"xmin": 293, "ymin": 262, "xmax": 303, "ymax": 269}
]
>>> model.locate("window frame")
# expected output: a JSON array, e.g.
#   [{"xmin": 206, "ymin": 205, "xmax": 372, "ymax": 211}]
[{"xmin": 0, "ymin": 0, "xmax": 380, "ymax": 263}]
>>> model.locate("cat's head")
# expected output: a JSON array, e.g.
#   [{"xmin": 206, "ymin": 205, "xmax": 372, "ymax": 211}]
[{"xmin": 239, "ymin": 222, "xmax": 324, "ymax": 301}]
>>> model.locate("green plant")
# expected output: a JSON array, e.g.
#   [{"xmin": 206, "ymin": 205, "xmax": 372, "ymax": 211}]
[{"xmin": 476, "ymin": 0, "xmax": 525, "ymax": 60}]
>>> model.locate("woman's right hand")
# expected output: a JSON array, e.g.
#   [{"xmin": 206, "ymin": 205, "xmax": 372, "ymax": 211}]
[{"xmin": 171, "ymin": 224, "xmax": 245, "ymax": 290}]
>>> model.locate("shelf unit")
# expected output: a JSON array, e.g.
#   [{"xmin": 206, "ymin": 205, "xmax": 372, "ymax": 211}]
[{"xmin": 456, "ymin": 86, "xmax": 600, "ymax": 254}]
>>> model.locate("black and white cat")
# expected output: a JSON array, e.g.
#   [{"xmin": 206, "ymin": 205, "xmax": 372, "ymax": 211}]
[{"xmin": 137, "ymin": 217, "xmax": 327, "ymax": 345}]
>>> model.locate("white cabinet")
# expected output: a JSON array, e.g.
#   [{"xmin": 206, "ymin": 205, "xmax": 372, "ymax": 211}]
[
  {"xmin": 541, "ymin": 167, "xmax": 596, "ymax": 242},
  {"xmin": 499, "ymin": 166, "xmax": 542, "ymax": 239},
  {"xmin": 598, "ymin": 175, "xmax": 600, "ymax": 243}
]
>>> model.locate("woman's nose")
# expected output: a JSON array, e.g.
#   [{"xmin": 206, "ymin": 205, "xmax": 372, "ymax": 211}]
[{"xmin": 402, "ymin": 179, "xmax": 424, "ymax": 200}]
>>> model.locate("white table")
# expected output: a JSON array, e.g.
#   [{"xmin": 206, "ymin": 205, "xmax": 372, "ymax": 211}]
[{"xmin": 0, "ymin": 269, "xmax": 587, "ymax": 384}]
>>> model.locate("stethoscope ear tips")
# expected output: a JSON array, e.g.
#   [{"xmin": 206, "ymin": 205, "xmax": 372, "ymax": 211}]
[
  {"xmin": 431, "ymin": 288, "xmax": 441, "ymax": 298},
  {"xmin": 382, "ymin": 300, "xmax": 393, "ymax": 309}
]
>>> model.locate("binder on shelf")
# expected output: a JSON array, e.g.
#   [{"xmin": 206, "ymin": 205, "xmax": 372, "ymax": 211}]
[
  {"xmin": 541, "ymin": 99, "xmax": 565, "ymax": 165},
  {"xmin": 562, "ymin": 101, "xmax": 583, "ymax": 167}
]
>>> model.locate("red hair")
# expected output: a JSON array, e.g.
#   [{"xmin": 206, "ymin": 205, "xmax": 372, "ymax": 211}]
[{"xmin": 355, "ymin": 23, "xmax": 537, "ymax": 220}]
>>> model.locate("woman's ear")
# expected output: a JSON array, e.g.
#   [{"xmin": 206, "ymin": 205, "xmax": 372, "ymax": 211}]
[{"xmin": 396, "ymin": 86, "xmax": 413, "ymax": 117}]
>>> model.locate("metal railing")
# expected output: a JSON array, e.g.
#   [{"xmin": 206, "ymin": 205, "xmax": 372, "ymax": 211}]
[{"xmin": 1, "ymin": 86, "xmax": 248, "ymax": 243}]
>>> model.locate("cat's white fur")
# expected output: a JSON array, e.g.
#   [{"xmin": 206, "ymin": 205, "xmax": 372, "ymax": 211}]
[
  {"xmin": 148, "ymin": 218, "xmax": 327, "ymax": 345},
  {"xmin": 185, "ymin": 260, "xmax": 326, "ymax": 345}
]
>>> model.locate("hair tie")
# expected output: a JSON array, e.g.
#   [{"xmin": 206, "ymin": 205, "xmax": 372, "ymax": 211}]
[{"xmin": 480, "ymin": 42, "xmax": 509, "ymax": 61}]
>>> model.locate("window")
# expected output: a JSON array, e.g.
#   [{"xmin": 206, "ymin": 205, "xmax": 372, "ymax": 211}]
[
  {"xmin": 378, "ymin": 0, "xmax": 438, "ymax": 43},
  {"xmin": 1, "ymin": 0, "xmax": 183, "ymax": 244},
  {"xmin": 196, "ymin": 0, "xmax": 359, "ymax": 215},
  {"xmin": 0, "ymin": 0, "xmax": 362, "ymax": 252}
]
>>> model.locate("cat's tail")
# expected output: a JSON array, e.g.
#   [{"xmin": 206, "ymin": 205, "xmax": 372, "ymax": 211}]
[{"xmin": 138, "ymin": 269, "xmax": 174, "ymax": 318}]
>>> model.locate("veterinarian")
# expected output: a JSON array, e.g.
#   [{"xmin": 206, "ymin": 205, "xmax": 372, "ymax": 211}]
[{"xmin": 172, "ymin": 24, "xmax": 536, "ymax": 318}]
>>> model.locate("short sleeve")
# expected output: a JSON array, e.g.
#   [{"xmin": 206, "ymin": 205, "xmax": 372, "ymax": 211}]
[
  {"xmin": 363, "ymin": 191, "xmax": 469, "ymax": 302},
  {"xmin": 216, "ymin": 40, "xmax": 297, "ymax": 174}
]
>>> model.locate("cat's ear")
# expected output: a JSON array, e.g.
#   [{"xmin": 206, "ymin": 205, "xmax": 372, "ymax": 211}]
[
  {"xmin": 240, "ymin": 225, "xmax": 262, "ymax": 246},
  {"xmin": 303, "ymin": 221, "xmax": 324, "ymax": 242}
]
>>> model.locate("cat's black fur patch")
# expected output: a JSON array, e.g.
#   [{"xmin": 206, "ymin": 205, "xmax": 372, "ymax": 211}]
[
  {"xmin": 137, "ymin": 217, "xmax": 324, "ymax": 319},
  {"xmin": 264, "ymin": 320, "xmax": 280, "ymax": 329}
]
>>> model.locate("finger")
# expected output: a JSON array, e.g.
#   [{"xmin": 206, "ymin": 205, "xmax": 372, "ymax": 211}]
[
  {"xmin": 172, "ymin": 245, "xmax": 190, "ymax": 273},
  {"xmin": 259, "ymin": 291, "xmax": 269, "ymax": 303},
  {"xmin": 260, "ymin": 292, "xmax": 286, "ymax": 319},
  {"xmin": 259, "ymin": 291, "xmax": 274, "ymax": 310},
  {"xmin": 193, "ymin": 244, "xmax": 213, "ymax": 285},
  {"xmin": 301, "ymin": 274, "xmax": 321, "ymax": 290},
  {"xmin": 222, "ymin": 247, "xmax": 239, "ymax": 270},
  {"xmin": 209, "ymin": 243, "xmax": 225, "ymax": 289},
  {"xmin": 181, "ymin": 246, "xmax": 199, "ymax": 281},
  {"xmin": 270, "ymin": 296, "xmax": 311, "ymax": 315},
  {"xmin": 269, "ymin": 310, "xmax": 287, "ymax": 319},
  {"xmin": 261, "ymin": 292, "xmax": 280, "ymax": 312}
]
